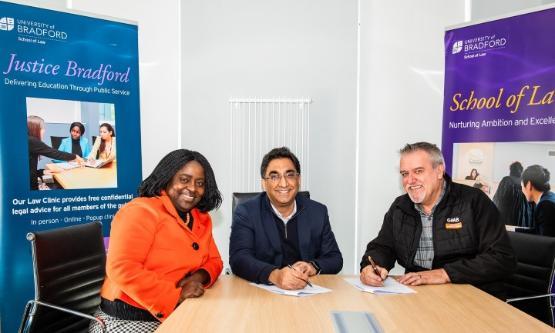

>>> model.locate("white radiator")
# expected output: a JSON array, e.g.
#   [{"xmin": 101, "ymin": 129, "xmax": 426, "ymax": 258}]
[{"xmin": 230, "ymin": 97, "xmax": 311, "ymax": 192}]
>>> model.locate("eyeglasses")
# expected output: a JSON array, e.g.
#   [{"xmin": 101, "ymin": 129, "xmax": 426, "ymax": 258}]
[{"xmin": 263, "ymin": 171, "xmax": 299, "ymax": 184}]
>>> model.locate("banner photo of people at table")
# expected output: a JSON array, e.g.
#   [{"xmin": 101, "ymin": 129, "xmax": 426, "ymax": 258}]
[
  {"xmin": 442, "ymin": 6, "xmax": 555, "ymax": 230},
  {"xmin": 0, "ymin": 2, "xmax": 141, "ymax": 332}
]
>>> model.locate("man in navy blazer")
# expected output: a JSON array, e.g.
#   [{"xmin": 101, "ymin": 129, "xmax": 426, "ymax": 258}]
[{"xmin": 230, "ymin": 147, "xmax": 343, "ymax": 289}]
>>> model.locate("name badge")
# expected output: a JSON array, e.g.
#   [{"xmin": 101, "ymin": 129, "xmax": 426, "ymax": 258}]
[
  {"xmin": 445, "ymin": 217, "xmax": 463, "ymax": 229},
  {"xmin": 445, "ymin": 222, "xmax": 463, "ymax": 229}
]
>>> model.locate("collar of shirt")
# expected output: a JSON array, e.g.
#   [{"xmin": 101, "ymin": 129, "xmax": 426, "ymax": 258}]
[
  {"xmin": 270, "ymin": 200, "xmax": 297, "ymax": 224},
  {"xmin": 414, "ymin": 179, "xmax": 447, "ymax": 218}
]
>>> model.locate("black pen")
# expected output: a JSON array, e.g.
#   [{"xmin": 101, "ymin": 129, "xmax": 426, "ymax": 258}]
[{"xmin": 288, "ymin": 264, "xmax": 313, "ymax": 287}]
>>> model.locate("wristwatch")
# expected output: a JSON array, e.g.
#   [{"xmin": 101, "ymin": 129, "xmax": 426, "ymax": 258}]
[{"xmin": 309, "ymin": 260, "xmax": 321, "ymax": 275}]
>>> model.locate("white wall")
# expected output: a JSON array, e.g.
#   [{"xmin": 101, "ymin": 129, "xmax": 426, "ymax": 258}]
[
  {"xmin": 471, "ymin": 0, "xmax": 554, "ymax": 20},
  {"xmin": 26, "ymin": 97, "xmax": 80, "ymax": 123},
  {"xmin": 180, "ymin": 0, "xmax": 358, "ymax": 273},
  {"xmin": 357, "ymin": 0, "xmax": 466, "ymax": 273}
]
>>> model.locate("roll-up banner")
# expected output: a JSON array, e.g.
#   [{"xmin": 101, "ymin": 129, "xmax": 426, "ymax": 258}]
[
  {"xmin": 442, "ymin": 5, "xmax": 555, "ymax": 228},
  {"xmin": 0, "ymin": 2, "xmax": 141, "ymax": 331}
]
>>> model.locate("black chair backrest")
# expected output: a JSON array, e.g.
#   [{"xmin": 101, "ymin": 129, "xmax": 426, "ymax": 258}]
[
  {"xmin": 20, "ymin": 222, "xmax": 106, "ymax": 333},
  {"xmin": 232, "ymin": 191, "xmax": 310, "ymax": 215},
  {"xmin": 50, "ymin": 136, "xmax": 67, "ymax": 150},
  {"xmin": 506, "ymin": 231, "xmax": 555, "ymax": 326}
]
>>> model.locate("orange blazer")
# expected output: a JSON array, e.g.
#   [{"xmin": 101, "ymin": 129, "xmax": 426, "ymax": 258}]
[{"xmin": 100, "ymin": 192, "xmax": 223, "ymax": 321}]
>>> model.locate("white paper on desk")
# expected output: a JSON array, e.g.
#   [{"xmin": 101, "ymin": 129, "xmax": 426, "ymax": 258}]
[
  {"xmin": 344, "ymin": 277, "xmax": 416, "ymax": 295},
  {"xmin": 250, "ymin": 282, "xmax": 331, "ymax": 297}
]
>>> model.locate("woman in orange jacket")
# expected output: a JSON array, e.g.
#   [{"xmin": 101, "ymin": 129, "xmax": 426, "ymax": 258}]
[{"xmin": 90, "ymin": 149, "xmax": 223, "ymax": 332}]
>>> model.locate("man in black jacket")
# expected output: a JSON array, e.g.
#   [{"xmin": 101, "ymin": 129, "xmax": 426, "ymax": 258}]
[{"xmin": 360, "ymin": 142, "xmax": 516, "ymax": 299}]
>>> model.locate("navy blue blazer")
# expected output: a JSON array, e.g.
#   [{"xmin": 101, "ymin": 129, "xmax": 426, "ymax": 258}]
[{"xmin": 229, "ymin": 192, "xmax": 343, "ymax": 284}]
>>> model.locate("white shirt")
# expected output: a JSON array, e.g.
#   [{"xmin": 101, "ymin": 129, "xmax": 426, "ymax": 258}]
[{"xmin": 270, "ymin": 201, "xmax": 297, "ymax": 225}]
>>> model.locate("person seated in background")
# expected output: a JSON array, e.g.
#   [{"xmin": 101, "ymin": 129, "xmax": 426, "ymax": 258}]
[
  {"xmin": 465, "ymin": 168, "xmax": 480, "ymax": 180},
  {"xmin": 360, "ymin": 142, "xmax": 516, "ymax": 300},
  {"xmin": 27, "ymin": 115, "xmax": 84, "ymax": 190},
  {"xmin": 229, "ymin": 147, "xmax": 343, "ymax": 290},
  {"xmin": 53, "ymin": 122, "xmax": 91, "ymax": 162},
  {"xmin": 464, "ymin": 168, "xmax": 490, "ymax": 194},
  {"xmin": 89, "ymin": 149, "xmax": 223, "ymax": 333},
  {"xmin": 493, "ymin": 161, "xmax": 532, "ymax": 227},
  {"xmin": 521, "ymin": 164, "xmax": 555, "ymax": 236},
  {"xmin": 87, "ymin": 122, "xmax": 116, "ymax": 163}
]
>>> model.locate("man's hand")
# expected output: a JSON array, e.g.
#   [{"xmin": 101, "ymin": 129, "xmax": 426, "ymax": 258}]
[
  {"xmin": 268, "ymin": 266, "xmax": 309, "ymax": 290},
  {"xmin": 397, "ymin": 268, "xmax": 451, "ymax": 286},
  {"xmin": 292, "ymin": 261, "xmax": 317, "ymax": 276},
  {"xmin": 360, "ymin": 264, "xmax": 388, "ymax": 287}
]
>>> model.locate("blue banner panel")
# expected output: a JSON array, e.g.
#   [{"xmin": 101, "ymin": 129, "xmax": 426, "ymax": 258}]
[{"xmin": 0, "ymin": 2, "xmax": 141, "ymax": 331}]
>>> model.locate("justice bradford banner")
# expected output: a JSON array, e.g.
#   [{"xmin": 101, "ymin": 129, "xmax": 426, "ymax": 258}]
[
  {"xmin": 0, "ymin": 2, "xmax": 141, "ymax": 331},
  {"xmin": 442, "ymin": 6, "xmax": 555, "ymax": 225}
]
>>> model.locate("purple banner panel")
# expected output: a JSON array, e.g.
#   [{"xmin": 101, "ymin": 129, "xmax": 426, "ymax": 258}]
[{"xmin": 442, "ymin": 6, "xmax": 555, "ymax": 227}]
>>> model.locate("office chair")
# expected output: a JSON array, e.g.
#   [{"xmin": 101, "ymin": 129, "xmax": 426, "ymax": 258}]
[
  {"xmin": 50, "ymin": 136, "xmax": 67, "ymax": 150},
  {"xmin": 19, "ymin": 222, "xmax": 106, "ymax": 333},
  {"xmin": 505, "ymin": 231, "xmax": 555, "ymax": 327},
  {"xmin": 232, "ymin": 191, "xmax": 310, "ymax": 215}
]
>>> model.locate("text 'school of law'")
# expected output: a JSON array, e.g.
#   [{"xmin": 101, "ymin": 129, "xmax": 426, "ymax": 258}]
[{"xmin": 449, "ymin": 85, "xmax": 555, "ymax": 114}]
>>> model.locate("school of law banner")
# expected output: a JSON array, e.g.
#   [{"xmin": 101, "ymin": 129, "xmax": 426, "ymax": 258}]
[
  {"xmin": 442, "ymin": 6, "xmax": 555, "ymax": 227},
  {"xmin": 0, "ymin": 2, "xmax": 141, "ymax": 331}
]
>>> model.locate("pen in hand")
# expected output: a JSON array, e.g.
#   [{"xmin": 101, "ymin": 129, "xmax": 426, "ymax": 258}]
[
  {"xmin": 287, "ymin": 264, "xmax": 313, "ymax": 287},
  {"xmin": 367, "ymin": 256, "xmax": 383, "ymax": 280}
]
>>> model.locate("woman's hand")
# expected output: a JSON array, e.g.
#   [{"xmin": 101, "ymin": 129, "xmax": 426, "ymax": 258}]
[
  {"xmin": 177, "ymin": 279, "xmax": 204, "ymax": 304},
  {"xmin": 73, "ymin": 156, "xmax": 85, "ymax": 166},
  {"xmin": 176, "ymin": 270, "xmax": 210, "ymax": 304}
]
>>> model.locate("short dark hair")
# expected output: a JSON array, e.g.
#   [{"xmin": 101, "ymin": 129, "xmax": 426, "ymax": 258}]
[
  {"xmin": 139, "ymin": 149, "xmax": 222, "ymax": 212},
  {"xmin": 522, "ymin": 164, "xmax": 551, "ymax": 192},
  {"xmin": 260, "ymin": 147, "xmax": 301, "ymax": 178},
  {"xmin": 509, "ymin": 161, "xmax": 523, "ymax": 178},
  {"xmin": 399, "ymin": 142, "xmax": 444, "ymax": 168},
  {"xmin": 69, "ymin": 122, "xmax": 85, "ymax": 135}
]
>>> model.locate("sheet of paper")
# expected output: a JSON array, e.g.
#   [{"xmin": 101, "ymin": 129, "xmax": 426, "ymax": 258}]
[
  {"xmin": 51, "ymin": 162, "xmax": 80, "ymax": 171},
  {"xmin": 343, "ymin": 277, "xmax": 416, "ymax": 295},
  {"xmin": 250, "ymin": 282, "xmax": 332, "ymax": 297}
]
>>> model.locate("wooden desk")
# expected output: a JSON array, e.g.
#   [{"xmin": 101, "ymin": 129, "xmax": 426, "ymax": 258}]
[
  {"xmin": 156, "ymin": 275, "xmax": 553, "ymax": 333},
  {"xmin": 45, "ymin": 161, "xmax": 117, "ymax": 189}
]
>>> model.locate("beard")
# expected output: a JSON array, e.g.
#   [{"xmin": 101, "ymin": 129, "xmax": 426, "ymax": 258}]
[{"xmin": 405, "ymin": 185, "xmax": 425, "ymax": 204}]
